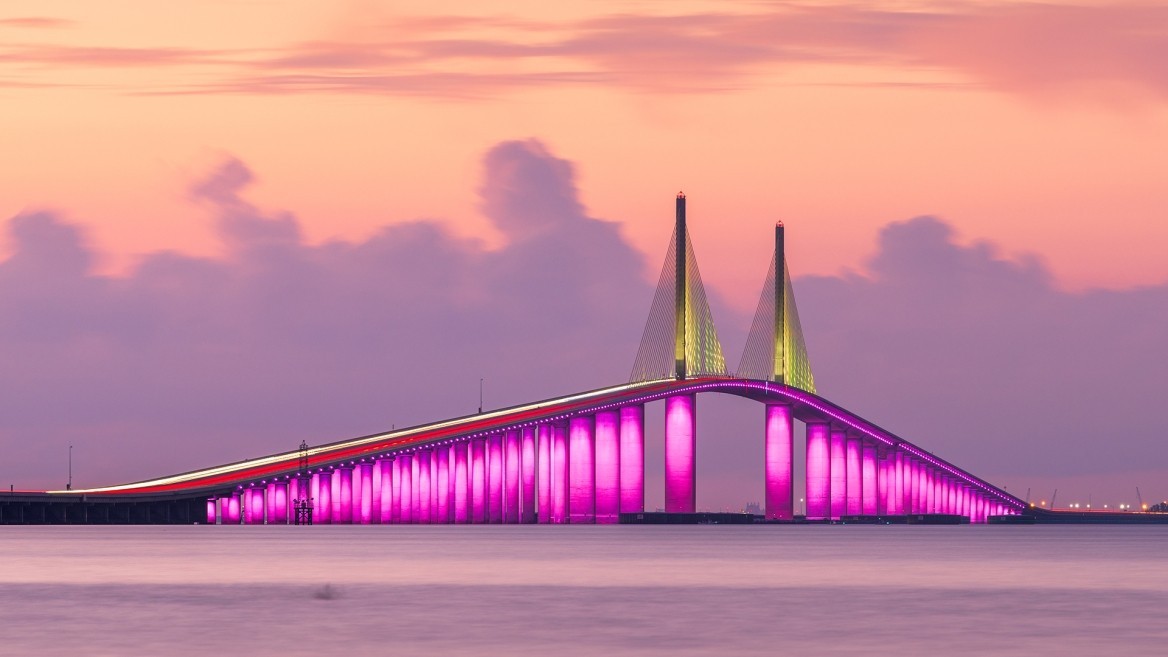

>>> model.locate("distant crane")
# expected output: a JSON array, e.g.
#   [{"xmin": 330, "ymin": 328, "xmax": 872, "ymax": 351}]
[
  {"xmin": 1137, "ymin": 487, "xmax": 1145, "ymax": 511},
  {"xmin": 1049, "ymin": 489, "xmax": 1057, "ymax": 510}
]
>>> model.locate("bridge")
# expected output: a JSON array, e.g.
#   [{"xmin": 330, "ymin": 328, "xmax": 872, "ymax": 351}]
[{"xmin": 0, "ymin": 195, "xmax": 1145, "ymax": 525}]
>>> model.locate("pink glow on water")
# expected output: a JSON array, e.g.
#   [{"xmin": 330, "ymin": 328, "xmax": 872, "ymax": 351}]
[
  {"xmin": 569, "ymin": 416, "xmax": 596, "ymax": 524},
  {"xmin": 664, "ymin": 394, "xmax": 696, "ymax": 514},
  {"xmin": 829, "ymin": 429, "xmax": 847, "ymax": 520},
  {"xmin": 505, "ymin": 430, "xmax": 520, "ymax": 524},
  {"xmin": 862, "ymin": 442, "xmax": 877, "ymax": 516},
  {"xmin": 521, "ymin": 427, "xmax": 536, "ymax": 524},
  {"xmin": 594, "ymin": 410, "xmax": 620, "ymax": 524},
  {"xmin": 619, "ymin": 405, "xmax": 644, "ymax": 515},
  {"xmin": 764, "ymin": 404, "xmax": 793, "ymax": 521},
  {"xmin": 846, "ymin": 435, "xmax": 861, "ymax": 516}
]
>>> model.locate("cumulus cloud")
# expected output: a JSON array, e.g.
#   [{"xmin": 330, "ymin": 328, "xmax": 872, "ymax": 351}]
[
  {"xmin": 0, "ymin": 140, "xmax": 652, "ymax": 489},
  {"xmin": 799, "ymin": 216, "xmax": 1168, "ymax": 492}
]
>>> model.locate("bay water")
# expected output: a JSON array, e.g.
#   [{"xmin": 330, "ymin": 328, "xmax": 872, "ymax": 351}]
[{"xmin": 1, "ymin": 525, "xmax": 1164, "ymax": 656}]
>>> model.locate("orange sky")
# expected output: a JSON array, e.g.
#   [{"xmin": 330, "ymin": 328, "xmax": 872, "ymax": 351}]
[{"xmin": 3, "ymin": 0, "xmax": 1167, "ymax": 311}]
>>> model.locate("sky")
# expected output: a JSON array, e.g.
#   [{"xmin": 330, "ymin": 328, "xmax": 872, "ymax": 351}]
[{"xmin": 2, "ymin": 1, "xmax": 1166, "ymax": 509}]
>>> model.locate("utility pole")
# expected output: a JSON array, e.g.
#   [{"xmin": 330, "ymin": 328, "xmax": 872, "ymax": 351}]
[{"xmin": 67, "ymin": 445, "xmax": 72, "ymax": 491}]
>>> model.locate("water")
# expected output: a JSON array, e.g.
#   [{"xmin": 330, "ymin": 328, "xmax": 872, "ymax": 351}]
[{"xmin": 1, "ymin": 525, "xmax": 1165, "ymax": 656}]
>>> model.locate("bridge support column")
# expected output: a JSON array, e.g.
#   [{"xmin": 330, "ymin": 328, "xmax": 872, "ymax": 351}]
[
  {"xmin": 356, "ymin": 463, "xmax": 373, "ymax": 524},
  {"xmin": 537, "ymin": 425, "xmax": 551, "ymax": 523},
  {"xmin": 390, "ymin": 458, "xmax": 403, "ymax": 523},
  {"xmin": 846, "ymin": 434, "xmax": 861, "ymax": 516},
  {"xmin": 399, "ymin": 454, "xmax": 413, "ymax": 524},
  {"xmin": 906, "ymin": 459, "xmax": 918, "ymax": 514},
  {"xmin": 805, "ymin": 422, "xmax": 831, "ymax": 520},
  {"xmin": 418, "ymin": 450, "xmax": 432, "ymax": 524},
  {"xmin": 246, "ymin": 487, "xmax": 265, "ymax": 525},
  {"xmin": 552, "ymin": 422, "xmax": 569, "ymax": 523},
  {"xmin": 619, "ymin": 405, "xmax": 645, "ymax": 514},
  {"xmin": 505, "ymin": 430, "xmax": 520, "ymax": 523},
  {"xmin": 206, "ymin": 498, "xmax": 218, "ymax": 525},
  {"xmin": 487, "ymin": 435, "xmax": 503, "ymax": 523},
  {"xmin": 335, "ymin": 466, "xmax": 353, "ymax": 524},
  {"xmin": 569, "ymin": 415, "xmax": 596, "ymax": 524},
  {"xmin": 265, "ymin": 483, "xmax": 277, "ymax": 524},
  {"xmin": 764, "ymin": 404, "xmax": 793, "ymax": 521},
  {"xmin": 378, "ymin": 459, "xmax": 393, "ymax": 523},
  {"xmin": 316, "ymin": 472, "xmax": 333, "ymax": 524},
  {"xmin": 521, "ymin": 427, "xmax": 537, "ymax": 523},
  {"xmin": 454, "ymin": 443, "xmax": 469, "ymax": 523},
  {"xmin": 595, "ymin": 410, "xmax": 620, "ymax": 524},
  {"xmin": 829, "ymin": 429, "xmax": 847, "ymax": 520},
  {"xmin": 437, "ymin": 447, "xmax": 450, "ymax": 524},
  {"xmin": 665, "ymin": 394, "xmax": 697, "ymax": 513},
  {"xmin": 226, "ymin": 493, "xmax": 241, "ymax": 524},
  {"xmin": 876, "ymin": 449, "xmax": 889, "ymax": 515},
  {"xmin": 273, "ymin": 482, "xmax": 289, "ymax": 524},
  {"xmin": 861, "ymin": 441, "xmax": 877, "ymax": 516},
  {"xmin": 371, "ymin": 459, "xmax": 383, "ymax": 523},
  {"xmin": 471, "ymin": 439, "xmax": 486, "ymax": 523}
]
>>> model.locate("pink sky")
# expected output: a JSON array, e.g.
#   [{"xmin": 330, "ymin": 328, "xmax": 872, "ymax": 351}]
[{"xmin": 2, "ymin": 1, "xmax": 1167, "ymax": 506}]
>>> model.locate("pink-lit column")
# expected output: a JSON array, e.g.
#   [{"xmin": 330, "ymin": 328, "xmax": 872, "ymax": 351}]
[
  {"xmin": 521, "ymin": 427, "xmax": 537, "ymax": 523},
  {"xmin": 265, "ymin": 483, "xmax": 277, "ymax": 524},
  {"xmin": 225, "ymin": 493, "xmax": 241, "ymax": 524},
  {"xmin": 594, "ymin": 410, "xmax": 620, "ymax": 524},
  {"xmin": 505, "ymin": 430, "xmax": 520, "ymax": 523},
  {"xmin": 805, "ymin": 422, "xmax": 831, "ymax": 520},
  {"xmin": 316, "ymin": 471, "xmax": 333, "ymax": 524},
  {"xmin": 861, "ymin": 442, "xmax": 877, "ymax": 516},
  {"xmin": 417, "ymin": 450, "xmax": 432, "ymax": 524},
  {"xmin": 378, "ymin": 459, "xmax": 393, "ymax": 523},
  {"xmin": 371, "ymin": 459, "xmax": 383, "ymax": 523},
  {"xmin": 895, "ymin": 452, "xmax": 907, "ymax": 514},
  {"xmin": 471, "ymin": 439, "xmax": 486, "ymax": 523},
  {"xmin": 399, "ymin": 454, "xmax": 413, "ymax": 524},
  {"xmin": 246, "ymin": 487, "xmax": 265, "ymax": 524},
  {"xmin": 206, "ymin": 498, "xmax": 218, "ymax": 524},
  {"xmin": 846, "ymin": 434, "xmax": 861, "ymax": 516},
  {"xmin": 907, "ymin": 459, "xmax": 919, "ymax": 514},
  {"xmin": 537, "ymin": 424, "xmax": 552, "ymax": 523},
  {"xmin": 356, "ymin": 463, "xmax": 373, "ymax": 524},
  {"xmin": 288, "ymin": 477, "xmax": 301, "ymax": 514},
  {"xmin": 665, "ymin": 394, "xmax": 697, "ymax": 513},
  {"xmin": 876, "ymin": 449, "xmax": 890, "ymax": 515},
  {"xmin": 829, "ymin": 429, "xmax": 847, "ymax": 520},
  {"xmin": 552, "ymin": 422, "xmax": 569, "ymax": 524},
  {"xmin": 569, "ymin": 415, "xmax": 596, "ymax": 524},
  {"xmin": 487, "ymin": 435, "xmax": 503, "ymax": 524},
  {"xmin": 619, "ymin": 405, "xmax": 645, "ymax": 514},
  {"xmin": 454, "ymin": 442, "xmax": 469, "ymax": 524},
  {"xmin": 436, "ymin": 447, "xmax": 450, "ymax": 524},
  {"xmin": 273, "ymin": 482, "xmax": 289, "ymax": 524},
  {"xmin": 764, "ymin": 404, "xmax": 794, "ymax": 521},
  {"xmin": 335, "ymin": 466, "xmax": 353, "ymax": 524},
  {"xmin": 410, "ymin": 453, "xmax": 421, "ymax": 522},
  {"xmin": 390, "ymin": 458, "xmax": 402, "ymax": 524}
]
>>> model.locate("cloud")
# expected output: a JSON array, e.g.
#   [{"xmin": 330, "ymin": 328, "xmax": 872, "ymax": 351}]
[
  {"xmin": 0, "ymin": 140, "xmax": 653, "ymax": 489},
  {"xmin": 797, "ymin": 216, "xmax": 1168, "ymax": 491},
  {"xmin": 0, "ymin": 17, "xmax": 73, "ymax": 29},
  {"xmin": 4, "ymin": 4, "xmax": 1167, "ymax": 100}
]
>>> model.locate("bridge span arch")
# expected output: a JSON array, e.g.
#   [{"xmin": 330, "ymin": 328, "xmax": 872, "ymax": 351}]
[{"xmin": 31, "ymin": 377, "xmax": 1024, "ymax": 526}]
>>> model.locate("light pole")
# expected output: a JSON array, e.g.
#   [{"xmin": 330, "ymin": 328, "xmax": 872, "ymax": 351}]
[{"xmin": 67, "ymin": 445, "xmax": 72, "ymax": 491}]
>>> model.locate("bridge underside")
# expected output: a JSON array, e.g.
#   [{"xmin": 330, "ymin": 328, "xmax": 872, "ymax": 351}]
[{"xmin": 4, "ymin": 377, "xmax": 1068, "ymax": 525}]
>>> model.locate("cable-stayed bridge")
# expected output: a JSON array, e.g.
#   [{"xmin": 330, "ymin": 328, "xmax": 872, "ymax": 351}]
[{"xmin": 0, "ymin": 195, "xmax": 1152, "ymax": 524}]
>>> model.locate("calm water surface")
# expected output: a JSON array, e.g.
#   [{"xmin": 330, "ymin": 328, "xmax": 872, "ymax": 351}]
[{"xmin": 1, "ymin": 525, "xmax": 1165, "ymax": 656}]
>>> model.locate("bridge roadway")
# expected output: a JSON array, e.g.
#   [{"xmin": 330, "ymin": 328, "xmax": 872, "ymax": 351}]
[{"xmin": 1, "ymin": 377, "xmax": 1046, "ymax": 525}]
